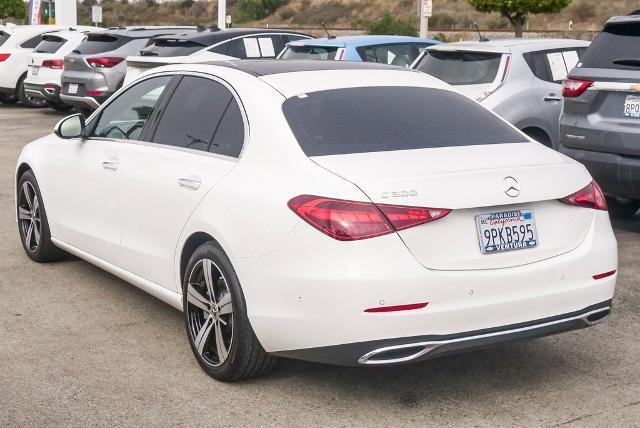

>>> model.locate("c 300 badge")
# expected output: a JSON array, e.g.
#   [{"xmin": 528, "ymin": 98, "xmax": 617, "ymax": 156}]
[{"xmin": 381, "ymin": 190, "xmax": 418, "ymax": 199}]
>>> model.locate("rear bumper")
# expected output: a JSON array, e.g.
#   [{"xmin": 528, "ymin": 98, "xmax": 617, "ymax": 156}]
[
  {"xmin": 559, "ymin": 144, "xmax": 640, "ymax": 200},
  {"xmin": 59, "ymin": 93, "xmax": 105, "ymax": 110},
  {"xmin": 23, "ymin": 82, "xmax": 61, "ymax": 103},
  {"xmin": 275, "ymin": 301, "xmax": 612, "ymax": 365}
]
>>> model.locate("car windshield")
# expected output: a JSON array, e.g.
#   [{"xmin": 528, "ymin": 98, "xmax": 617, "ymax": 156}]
[
  {"xmin": 416, "ymin": 50, "xmax": 503, "ymax": 85},
  {"xmin": 281, "ymin": 45, "xmax": 339, "ymax": 60},
  {"xmin": 283, "ymin": 86, "xmax": 526, "ymax": 156},
  {"xmin": 0, "ymin": 31, "xmax": 10, "ymax": 47},
  {"xmin": 579, "ymin": 22, "xmax": 640, "ymax": 70},
  {"xmin": 140, "ymin": 40, "xmax": 205, "ymax": 57},
  {"xmin": 34, "ymin": 35, "xmax": 66, "ymax": 53},
  {"xmin": 74, "ymin": 34, "xmax": 122, "ymax": 55}
]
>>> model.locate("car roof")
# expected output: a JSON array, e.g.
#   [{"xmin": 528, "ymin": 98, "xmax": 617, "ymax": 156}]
[
  {"xmin": 201, "ymin": 59, "xmax": 410, "ymax": 76},
  {"xmin": 152, "ymin": 27, "xmax": 311, "ymax": 45},
  {"xmin": 605, "ymin": 14, "xmax": 640, "ymax": 26},
  {"xmin": 148, "ymin": 59, "xmax": 449, "ymax": 98},
  {"xmin": 99, "ymin": 26, "xmax": 197, "ymax": 38},
  {"xmin": 428, "ymin": 38, "xmax": 589, "ymax": 54},
  {"xmin": 289, "ymin": 35, "xmax": 441, "ymax": 48}
]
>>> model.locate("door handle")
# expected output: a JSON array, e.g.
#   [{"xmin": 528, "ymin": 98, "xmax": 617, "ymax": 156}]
[
  {"xmin": 544, "ymin": 95, "xmax": 562, "ymax": 102},
  {"xmin": 178, "ymin": 177, "xmax": 201, "ymax": 190},
  {"xmin": 101, "ymin": 160, "xmax": 119, "ymax": 171}
]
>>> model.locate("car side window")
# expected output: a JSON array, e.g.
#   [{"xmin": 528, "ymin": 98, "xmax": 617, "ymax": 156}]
[
  {"xmin": 152, "ymin": 76, "xmax": 245, "ymax": 157},
  {"xmin": 91, "ymin": 76, "xmax": 171, "ymax": 140},
  {"xmin": 224, "ymin": 36, "xmax": 283, "ymax": 59},
  {"xmin": 525, "ymin": 49, "xmax": 583, "ymax": 84},
  {"xmin": 20, "ymin": 34, "xmax": 44, "ymax": 49}
]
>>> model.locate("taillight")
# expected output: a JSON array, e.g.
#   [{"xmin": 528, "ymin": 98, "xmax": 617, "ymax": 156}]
[
  {"xmin": 562, "ymin": 78, "xmax": 592, "ymax": 97},
  {"xmin": 87, "ymin": 57, "xmax": 124, "ymax": 68},
  {"xmin": 288, "ymin": 195, "xmax": 450, "ymax": 241},
  {"xmin": 42, "ymin": 59, "xmax": 64, "ymax": 69},
  {"xmin": 561, "ymin": 181, "xmax": 607, "ymax": 211},
  {"xmin": 0, "ymin": 53, "xmax": 10, "ymax": 62}
]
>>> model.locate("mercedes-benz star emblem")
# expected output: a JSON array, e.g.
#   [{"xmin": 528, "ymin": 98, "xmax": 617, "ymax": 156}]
[{"xmin": 503, "ymin": 176, "xmax": 520, "ymax": 198}]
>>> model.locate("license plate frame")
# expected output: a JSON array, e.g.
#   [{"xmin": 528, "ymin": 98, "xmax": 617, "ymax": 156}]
[
  {"xmin": 67, "ymin": 83, "xmax": 78, "ymax": 95},
  {"xmin": 475, "ymin": 209, "xmax": 538, "ymax": 255},
  {"xmin": 623, "ymin": 94, "xmax": 640, "ymax": 118}
]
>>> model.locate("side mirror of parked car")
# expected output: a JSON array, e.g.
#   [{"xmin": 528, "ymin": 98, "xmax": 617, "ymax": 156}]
[{"xmin": 54, "ymin": 114, "xmax": 86, "ymax": 139}]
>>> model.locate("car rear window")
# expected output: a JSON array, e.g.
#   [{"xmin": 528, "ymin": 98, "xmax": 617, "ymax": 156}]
[
  {"xmin": 74, "ymin": 34, "xmax": 123, "ymax": 54},
  {"xmin": 34, "ymin": 35, "xmax": 66, "ymax": 53},
  {"xmin": 283, "ymin": 86, "xmax": 526, "ymax": 156},
  {"xmin": 140, "ymin": 39, "xmax": 205, "ymax": 57},
  {"xmin": 416, "ymin": 51, "xmax": 503, "ymax": 85},
  {"xmin": 281, "ymin": 45, "xmax": 340, "ymax": 60},
  {"xmin": 579, "ymin": 22, "xmax": 640, "ymax": 70},
  {"xmin": 0, "ymin": 31, "xmax": 10, "ymax": 47}
]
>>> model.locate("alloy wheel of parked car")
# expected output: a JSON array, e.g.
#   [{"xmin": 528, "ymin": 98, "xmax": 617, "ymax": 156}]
[
  {"xmin": 18, "ymin": 181, "xmax": 41, "ymax": 253},
  {"xmin": 186, "ymin": 258, "xmax": 234, "ymax": 367},
  {"xmin": 17, "ymin": 171, "xmax": 64, "ymax": 263},
  {"xmin": 183, "ymin": 242, "xmax": 276, "ymax": 381}
]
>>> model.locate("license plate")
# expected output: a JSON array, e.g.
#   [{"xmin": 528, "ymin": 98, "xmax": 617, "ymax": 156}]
[
  {"xmin": 476, "ymin": 209, "xmax": 538, "ymax": 254},
  {"xmin": 623, "ymin": 95, "xmax": 640, "ymax": 118},
  {"xmin": 31, "ymin": 66, "xmax": 39, "ymax": 76},
  {"xmin": 68, "ymin": 83, "xmax": 78, "ymax": 94}
]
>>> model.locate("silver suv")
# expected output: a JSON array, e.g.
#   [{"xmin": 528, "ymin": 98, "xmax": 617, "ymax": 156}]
[
  {"xmin": 413, "ymin": 39, "xmax": 589, "ymax": 148},
  {"xmin": 60, "ymin": 26, "xmax": 194, "ymax": 113},
  {"xmin": 559, "ymin": 15, "xmax": 640, "ymax": 218}
]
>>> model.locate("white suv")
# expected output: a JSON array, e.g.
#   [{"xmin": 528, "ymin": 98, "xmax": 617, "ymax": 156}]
[
  {"xmin": 24, "ymin": 29, "xmax": 99, "ymax": 111},
  {"xmin": 0, "ymin": 25, "xmax": 94, "ymax": 107}
]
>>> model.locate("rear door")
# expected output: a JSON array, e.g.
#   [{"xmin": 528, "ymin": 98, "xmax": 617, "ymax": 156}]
[
  {"xmin": 562, "ymin": 20, "xmax": 640, "ymax": 157},
  {"xmin": 120, "ymin": 74, "xmax": 245, "ymax": 290}
]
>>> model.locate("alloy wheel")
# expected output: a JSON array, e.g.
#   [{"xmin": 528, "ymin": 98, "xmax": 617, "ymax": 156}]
[
  {"xmin": 18, "ymin": 181, "xmax": 41, "ymax": 252},
  {"xmin": 186, "ymin": 259, "xmax": 234, "ymax": 367}
]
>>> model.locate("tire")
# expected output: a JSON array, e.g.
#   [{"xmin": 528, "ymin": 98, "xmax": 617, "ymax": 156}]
[
  {"xmin": 606, "ymin": 197, "xmax": 640, "ymax": 219},
  {"xmin": 17, "ymin": 170, "xmax": 65, "ymax": 262},
  {"xmin": 48, "ymin": 102, "xmax": 74, "ymax": 112},
  {"xmin": 0, "ymin": 94, "xmax": 18, "ymax": 104},
  {"xmin": 17, "ymin": 75, "xmax": 47, "ymax": 108},
  {"xmin": 522, "ymin": 128, "xmax": 552, "ymax": 148},
  {"xmin": 182, "ymin": 241, "xmax": 276, "ymax": 382}
]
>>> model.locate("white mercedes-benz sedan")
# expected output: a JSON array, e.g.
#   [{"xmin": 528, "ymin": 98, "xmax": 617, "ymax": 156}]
[{"xmin": 15, "ymin": 60, "xmax": 617, "ymax": 381}]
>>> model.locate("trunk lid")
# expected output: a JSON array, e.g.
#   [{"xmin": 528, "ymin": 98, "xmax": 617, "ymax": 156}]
[{"xmin": 312, "ymin": 143, "xmax": 594, "ymax": 270}]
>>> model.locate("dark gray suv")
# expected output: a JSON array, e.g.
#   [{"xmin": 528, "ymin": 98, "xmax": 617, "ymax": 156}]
[{"xmin": 559, "ymin": 15, "xmax": 640, "ymax": 218}]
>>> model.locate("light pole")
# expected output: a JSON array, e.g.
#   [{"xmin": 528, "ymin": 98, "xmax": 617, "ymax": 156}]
[{"xmin": 218, "ymin": 0, "xmax": 226, "ymax": 29}]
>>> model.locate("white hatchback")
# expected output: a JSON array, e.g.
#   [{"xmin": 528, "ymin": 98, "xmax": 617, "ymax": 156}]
[{"xmin": 16, "ymin": 60, "xmax": 617, "ymax": 381}]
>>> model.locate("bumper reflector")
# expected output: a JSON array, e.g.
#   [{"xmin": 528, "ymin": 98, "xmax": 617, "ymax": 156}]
[
  {"xmin": 593, "ymin": 270, "xmax": 616, "ymax": 280},
  {"xmin": 364, "ymin": 302, "xmax": 429, "ymax": 313}
]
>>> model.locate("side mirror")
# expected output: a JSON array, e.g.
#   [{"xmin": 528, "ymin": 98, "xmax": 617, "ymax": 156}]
[{"xmin": 54, "ymin": 113, "xmax": 86, "ymax": 139}]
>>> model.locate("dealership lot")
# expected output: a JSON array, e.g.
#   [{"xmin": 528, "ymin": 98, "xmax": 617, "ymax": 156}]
[{"xmin": 0, "ymin": 105, "xmax": 638, "ymax": 426}]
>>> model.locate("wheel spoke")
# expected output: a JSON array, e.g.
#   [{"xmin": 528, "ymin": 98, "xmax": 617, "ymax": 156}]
[
  {"xmin": 33, "ymin": 223, "xmax": 41, "ymax": 247},
  {"xmin": 32, "ymin": 195, "xmax": 40, "ymax": 216},
  {"xmin": 195, "ymin": 317, "xmax": 215, "ymax": 356},
  {"xmin": 218, "ymin": 292, "xmax": 233, "ymax": 315},
  {"xmin": 18, "ymin": 207, "xmax": 31, "ymax": 220},
  {"xmin": 187, "ymin": 283, "xmax": 210, "ymax": 311},
  {"xmin": 22, "ymin": 182, "xmax": 33, "ymax": 210},
  {"xmin": 25, "ymin": 221, "xmax": 34, "ymax": 248},
  {"xmin": 214, "ymin": 321, "xmax": 228, "ymax": 362},
  {"xmin": 202, "ymin": 259, "xmax": 217, "ymax": 304}
]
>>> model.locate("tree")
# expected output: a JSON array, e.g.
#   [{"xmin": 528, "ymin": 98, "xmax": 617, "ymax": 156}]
[
  {"xmin": 468, "ymin": 0, "xmax": 572, "ymax": 37},
  {"xmin": 0, "ymin": 0, "xmax": 26, "ymax": 22},
  {"xmin": 368, "ymin": 14, "xmax": 417, "ymax": 37}
]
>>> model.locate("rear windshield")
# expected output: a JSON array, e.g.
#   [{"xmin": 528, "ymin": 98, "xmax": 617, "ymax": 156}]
[
  {"xmin": 74, "ymin": 34, "xmax": 122, "ymax": 55},
  {"xmin": 34, "ymin": 35, "xmax": 66, "ymax": 53},
  {"xmin": 579, "ymin": 23, "xmax": 640, "ymax": 70},
  {"xmin": 281, "ymin": 45, "xmax": 339, "ymax": 60},
  {"xmin": 0, "ymin": 31, "xmax": 10, "ymax": 47},
  {"xmin": 283, "ymin": 86, "xmax": 526, "ymax": 156},
  {"xmin": 416, "ymin": 51, "xmax": 503, "ymax": 85},
  {"xmin": 140, "ymin": 40, "xmax": 205, "ymax": 57}
]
